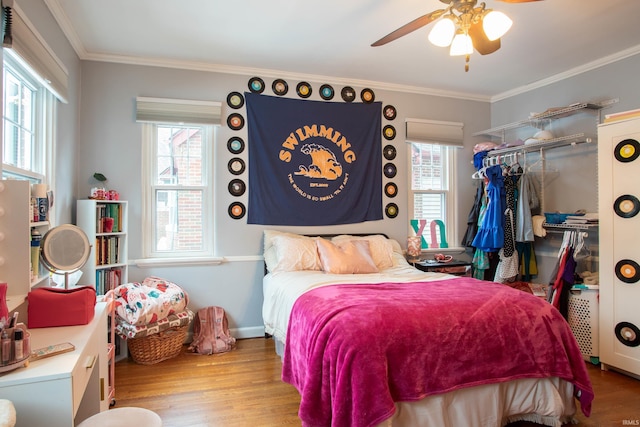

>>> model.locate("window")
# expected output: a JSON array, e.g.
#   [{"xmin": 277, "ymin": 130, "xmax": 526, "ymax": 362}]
[
  {"xmin": 2, "ymin": 51, "xmax": 54, "ymax": 184},
  {"xmin": 142, "ymin": 123, "xmax": 214, "ymax": 258},
  {"xmin": 406, "ymin": 119, "xmax": 462, "ymax": 250}
]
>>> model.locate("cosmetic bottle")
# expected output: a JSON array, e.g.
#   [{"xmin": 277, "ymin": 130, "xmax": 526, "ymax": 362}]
[
  {"xmin": 1, "ymin": 329, "xmax": 11, "ymax": 364},
  {"xmin": 14, "ymin": 329, "xmax": 24, "ymax": 360}
]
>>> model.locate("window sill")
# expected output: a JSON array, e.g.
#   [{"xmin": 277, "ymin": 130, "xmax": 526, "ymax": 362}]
[{"xmin": 133, "ymin": 257, "xmax": 225, "ymax": 268}]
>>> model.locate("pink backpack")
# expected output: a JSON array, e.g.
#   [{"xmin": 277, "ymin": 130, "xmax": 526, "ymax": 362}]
[{"xmin": 188, "ymin": 306, "xmax": 236, "ymax": 354}]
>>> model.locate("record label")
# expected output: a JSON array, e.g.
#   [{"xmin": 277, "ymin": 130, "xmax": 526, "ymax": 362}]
[
  {"xmin": 272, "ymin": 79, "xmax": 288, "ymax": 96},
  {"xmin": 229, "ymin": 202, "xmax": 246, "ymax": 220},
  {"xmin": 615, "ymin": 322, "xmax": 640, "ymax": 347},
  {"xmin": 296, "ymin": 82, "xmax": 312, "ymax": 98},
  {"xmin": 228, "ymin": 179, "xmax": 246, "ymax": 196},
  {"xmin": 320, "ymin": 84, "xmax": 334, "ymax": 100},
  {"xmin": 227, "ymin": 113, "xmax": 245, "ymax": 130},
  {"xmin": 360, "ymin": 88, "xmax": 375, "ymax": 103},
  {"xmin": 384, "ymin": 182, "xmax": 398, "ymax": 198},
  {"xmin": 385, "ymin": 203, "xmax": 398, "ymax": 218},
  {"xmin": 383, "ymin": 105, "xmax": 397, "ymax": 120},
  {"xmin": 383, "ymin": 125, "xmax": 396, "ymax": 140},
  {"xmin": 228, "ymin": 158, "xmax": 246, "ymax": 175},
  {"xmin": 614, "ymin": 194, "xmax": 640, "ymax": 218},
  {"xmin": 248, "ymin": 77, "xmax": 265, "ymax": 93},
  {"xmin": 227, "ymin": 92, "xmax": 244, "ymax": 109},
  {"xmin": 615, "ymin": 259, "xmax": 640, "ymax": 283},
  {"xmin": 614, "ymin": 139, "xmax": 640, "ymax": 163},
  {"xmin": 227, "ymin": 137, "xmax": 245, "ymax": 154}
]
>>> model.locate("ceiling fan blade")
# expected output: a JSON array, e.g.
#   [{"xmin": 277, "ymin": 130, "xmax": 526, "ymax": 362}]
[
  {"xmin": 468, "ymin": 21, "xmax": 501, "ymax": 55},
  {"xmin": 371, "ymin": 9, "xmax": 446, "ymax": 47}
]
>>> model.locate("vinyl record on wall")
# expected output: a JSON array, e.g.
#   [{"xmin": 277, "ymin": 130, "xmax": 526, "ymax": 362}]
[
  {"xmin": 383, "ymin": 125, "xmax": 396, "ymax": 140},
  {"xmin": 360, "ymin": 88, "xmax": 375, "ymax": 103},
  {"xmin": 383, "ymin": 144, "xmax": 396, "ymax": 160},
  {"xmin": 248, "ymin": 77, "xmax": 265, "ymax": 93},
  {"xmin": 341, "ymin": 86, "xmax": 356, "ymax": 103},
  {"xmin": 383, "ymin": 105, "xmax": 397, "ymax": 120},
  {"xmin": 385, "ymin": 203, "xmax": 399, "ymax": 218},
  {"xmin": 228, "ymin": 179, "xmax": 246, "ymax": 197},
  {"xmin": 613, "ymin": 194, "xmax": 640, "ymax": 218},
  {"xmin": 384, "ymin": 163, "xmax": 397, "ymax": 178},
  {"xmin": 319, "ymin": 84, "xmax": 335, "ymax": 100},
  {"xmin": 228, "ymin": 158, "xmax": 246, "ymax": 175},
  {"xmin": 384, "ymin": 182, "xmax": 398, "ymax": 198},
  {"xmin": 615, "ymin": 259, "xmax": 640, "ymax": 283},
  {"xmin": 228, "ymin": 202, "xmax": 246, "ymax": 220},
  {"xmin": 272, "ymin": 79, "xmax": 288, "ymax": 96},
  {"xmin": 227, "ymin": 113, "xmax": 245, "ymax": 130},
  {"xmin": 227, "ymin": 137, "xmax": 245, "ymax": 154},
  {"xmin": 614, "ymin": 138, "xmax": 640, "ymax": 163},
  {"xmin": 226, "ymin": 92, "xmax": 245, "ymax": 109},
  {"xmin": 615, "ymin": 321, "xmax": 640, "ymax": 347},
  {"xmin": 296, "ymin": 82, "xmax": 312, "ymax": 98}
]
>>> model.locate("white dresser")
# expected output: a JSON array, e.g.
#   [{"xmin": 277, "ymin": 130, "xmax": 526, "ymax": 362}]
[{"xmin": 0, "ymin": 303, "xmax": 109, "ymax": 427}]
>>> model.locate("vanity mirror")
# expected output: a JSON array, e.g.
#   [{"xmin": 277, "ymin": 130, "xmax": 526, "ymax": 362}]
[{"xmin": 39, "ymin": 224, "xmax": 91, "ymax": 289}]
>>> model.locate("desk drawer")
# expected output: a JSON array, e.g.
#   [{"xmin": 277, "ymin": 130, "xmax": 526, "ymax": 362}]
[{"xmin": 72, "ymin": 328, "xmax": 99, "ymax": 416}]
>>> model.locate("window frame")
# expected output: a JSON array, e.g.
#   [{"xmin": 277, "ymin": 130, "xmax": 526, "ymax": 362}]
[
  {"xmin": 141, "ymin": 123, "xmax": 215, "ymax": 260},
  {"xmin": 407, "ymin": 141, "xmax": 458, "ymax": 251}
]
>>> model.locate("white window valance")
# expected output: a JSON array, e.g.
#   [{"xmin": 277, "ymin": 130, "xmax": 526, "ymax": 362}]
[
  {"xmin": 405, "ymin": 118, "xmax": 464, "ymax": 147},
  {"xmin": 136, "ymin": 97, "xmax": 222, "ymax": 125},
  {"xmin": 6, "ymin": 3, "xmax": 69, "ymax": 103}
]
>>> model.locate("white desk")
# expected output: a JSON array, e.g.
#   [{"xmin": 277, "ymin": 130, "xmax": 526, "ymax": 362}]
[{"xmin": 0, "ymin": 303, "xmax": 108, "ymax": 427}]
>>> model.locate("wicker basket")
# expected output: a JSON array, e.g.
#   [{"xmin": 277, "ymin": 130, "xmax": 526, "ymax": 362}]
[{"xmin": 127, "ymin": 325, "xmax": 188, "ymax": 365}]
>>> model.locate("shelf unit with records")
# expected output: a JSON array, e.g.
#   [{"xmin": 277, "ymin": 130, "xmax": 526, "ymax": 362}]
[{"xmin": 76, "ymin": 199, "xmax": 128, "ymax": 407}]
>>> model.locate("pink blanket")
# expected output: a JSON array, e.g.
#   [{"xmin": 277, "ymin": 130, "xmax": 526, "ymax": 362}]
[{"xmin": 282, "ymin": 277, "xmax": 593, "ymax": 427}]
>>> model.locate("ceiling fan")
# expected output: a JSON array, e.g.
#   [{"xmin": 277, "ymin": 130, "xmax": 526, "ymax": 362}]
[{"xmin": 371, "ymin": 0, "xmax": 542, "ymax": 71}]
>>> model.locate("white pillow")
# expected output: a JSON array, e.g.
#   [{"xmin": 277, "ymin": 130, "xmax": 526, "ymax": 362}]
[
  {"xmin": 331, "ymin": 234, "xmax": 395, "ymax": 269},
  {"xmin": 269, "ymin": 234, "xmax": 322, "ymax": 272},
  {"xmin": 316, "ymin": 239, "xmax": 379, "ymax": 274}
]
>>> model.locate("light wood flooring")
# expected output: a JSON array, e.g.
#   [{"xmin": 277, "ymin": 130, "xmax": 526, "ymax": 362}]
[{"xmin": 114, "ymin": 338, "xmax": 640, "ymax": 427}]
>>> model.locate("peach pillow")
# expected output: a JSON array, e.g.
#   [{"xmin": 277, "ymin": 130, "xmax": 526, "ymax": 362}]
[
  {"xmin": 331, "ymin": 234, "xmax": 394, "ymax": 269},
  {"xmin": 316, "ymin": 239, "xmax": 379, "ymax": 274},
  {"xmin": 270, "ymin": 235, "xmax": 322, "ymax": 272}
]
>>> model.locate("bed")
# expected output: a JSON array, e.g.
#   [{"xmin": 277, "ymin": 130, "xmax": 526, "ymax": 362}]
[{"xmin": 262, "ymin": 231, "xmax": 594, "ymax": 427}]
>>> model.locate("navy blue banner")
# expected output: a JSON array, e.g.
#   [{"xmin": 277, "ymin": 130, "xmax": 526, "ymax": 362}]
[{"xmin": 246, "ymin": 93, "xmax": 382, "ymax": 226}]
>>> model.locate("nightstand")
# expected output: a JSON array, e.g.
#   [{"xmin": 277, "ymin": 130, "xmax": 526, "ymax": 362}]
[{"xmin": 410, "ymin": 259, "xmax": 472, "ymax": 277}]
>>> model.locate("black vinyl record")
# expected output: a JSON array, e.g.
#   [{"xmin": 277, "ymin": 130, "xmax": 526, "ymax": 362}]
[
  {"xmin": 360, "ymin": 88, "xmax": 375, "ymax": 103},
  {"xmin": 384, "ymin": 182, "xmax": 398, "ymax": 198},
  {"xmin": 615, "ymin": 259, "xmax": 640, "ymax": 283},
  {"xmin": 320, "ymin": 84, "xmax": 335, "ymax": 100},
  {"xmin": 272, "ymin": 79, "xmax": 288, "ymax": 96},
  {"xmin": 383, "ymin": 105, "xmax": 397, "ymax": 120},
  {"xmin": 296, "ymin": 82, "xmax": 312, "ymax": 98},
  {"xmin": 383, "ymin": 125, "xmax": 396, "ymax": 140},
  {"xmin": 614, "ymin": 139, "xmax": 640, "ymax": 163},
  {"xmin": 615, "ymin": 322, "xmax": 640, "ymax": 347},
  {"xmin": 226, "ymin": 92, "xmax": 244, "ymax": 109},
  {"xmin": 227, "ymin": 137, "xmax": 245, "ymax": 154},
  {"xmin": 613, "ymin": 194, "xmax": 640, "ymax": 218},
  {"xmin": 228, "ymin": 202, "xmax": 246, "ymax": 220},
  {"xmin": 227, "ymin": 113, "xmax": 245, "ymax": 130},
  {"xmin": 248, "ymin": 77, "xmax": 265, "ymax": 93},
  {"xmin": 385, "ymin": 203, "xmax": 399, "ymax": 218},
  {"xmin": 228, "ymin": 179, "xmax": 246, "ymax": 197},
  {"xmin": 384, "ymin": 163, "xmax": 397, "ymax": 178},
  {"xmin": 383, "ymin": 144, "xmax": 396, "ymax": 160},
  {"xmin": 341, "ymin": 86, "xmax": 356, "ymax": 103},
  {"xmin": 228, "ymin": 158, "xmax": 246, "ymax": 175}
]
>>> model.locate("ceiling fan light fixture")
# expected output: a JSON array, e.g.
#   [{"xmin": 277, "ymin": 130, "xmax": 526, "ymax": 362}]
[
  {"xmin": 449, "ymin": 31, "xmax": 473, "ymax": 56},
  {"xmin": 428, "ymin": 16, "xmax": 455, "ymax": 47},
  {"xmin": 482, "ymin": 10, "xmax": 512, "ymax": 41}
]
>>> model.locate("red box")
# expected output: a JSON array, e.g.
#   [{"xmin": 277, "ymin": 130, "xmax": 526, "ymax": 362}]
[{"xmin": 27, "ymin": 286, "xmax": 96, "ymax": 328}]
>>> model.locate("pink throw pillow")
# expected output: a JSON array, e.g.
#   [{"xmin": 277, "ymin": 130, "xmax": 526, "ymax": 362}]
[{"xmin": 316, "ymin": 239, "xmax": 379, "ymax": 274}]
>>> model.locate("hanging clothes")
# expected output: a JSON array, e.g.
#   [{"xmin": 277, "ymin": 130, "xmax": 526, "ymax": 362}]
[
  {"xmin": 548, "ymin": 231, "xmax": 580, "ymax": 319},
  {"xmin": 471, "ymin": 165, "xmax": 505, "ymax": 252},
  {"xmin": 494, "ymin": 176, "xmax": 519, "ymax": 283},
  {"xmin": 515, "ymin": 172, "xmax": 539, "ymax": 242},
  {"xmin": 462, "ymin": 180, "xmax": 484, "ymax": 247}
]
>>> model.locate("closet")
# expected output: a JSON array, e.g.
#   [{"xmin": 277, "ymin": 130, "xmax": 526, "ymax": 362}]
[{"xmin": 597, "ymin": 115, "xmax": 640, "ymax": 377}]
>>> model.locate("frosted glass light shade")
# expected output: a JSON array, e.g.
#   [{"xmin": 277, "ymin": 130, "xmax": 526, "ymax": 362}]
[
  {"xmin": 449, "ymin": 33, "xmax": 473, "ymax": 56},
  {"xmin": 483, "ymin": 11, "xmax": 512, "ymax": 41},
  {"xmin": 428, "ymin": 18, "xmax": 455, "ymax": 47}
]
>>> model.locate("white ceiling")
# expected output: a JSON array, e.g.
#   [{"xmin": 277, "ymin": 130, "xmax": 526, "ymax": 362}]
[{"xmin": 45, "ymin": 0, "xmax": 640, "ymax": 101}]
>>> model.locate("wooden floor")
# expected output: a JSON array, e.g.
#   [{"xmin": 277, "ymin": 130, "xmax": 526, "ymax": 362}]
[{"xmin": 114, "ymin": 338, "xmax": 640, "ymax": 427}]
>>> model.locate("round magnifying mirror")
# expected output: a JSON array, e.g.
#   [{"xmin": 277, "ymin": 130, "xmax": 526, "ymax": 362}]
[{"xmin": 40, "ymin": 224, "xmax": 91, "ymax": 289}]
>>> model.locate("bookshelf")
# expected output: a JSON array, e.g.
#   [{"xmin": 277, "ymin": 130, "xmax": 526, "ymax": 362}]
[{"xmin": 76, "ymin": 199, "xmax": 128, "ymax": 407}]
